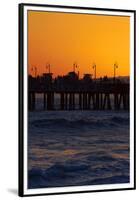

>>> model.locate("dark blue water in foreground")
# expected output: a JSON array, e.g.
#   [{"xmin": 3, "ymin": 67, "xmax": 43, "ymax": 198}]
[{"xmin": 28, "ymin": 110, "xmax": 129, "ymax": 189}]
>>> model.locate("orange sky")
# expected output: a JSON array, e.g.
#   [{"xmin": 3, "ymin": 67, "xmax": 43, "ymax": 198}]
[{"xmin": 28, "ymin": 10, "xmax": 130, "ymax": 78}]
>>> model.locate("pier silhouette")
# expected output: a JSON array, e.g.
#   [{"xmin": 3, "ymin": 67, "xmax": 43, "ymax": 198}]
[{"xmin": 28, "ymin": 71, "xmax": 129, "ymax": 111}]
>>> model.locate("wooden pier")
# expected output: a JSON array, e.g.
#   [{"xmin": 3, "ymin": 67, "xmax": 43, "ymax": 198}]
[{"xmin": 28, "ymin": 84, "xmax": 129, "ymax": 111}]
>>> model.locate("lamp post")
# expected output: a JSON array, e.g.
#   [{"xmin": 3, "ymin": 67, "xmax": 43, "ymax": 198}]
[
  {"xmin": 34, "ymin": 66, "xmax": 37, "ymax": 78},
  {"xmin": 46, "ymin": 63, "xmax": 51, "ymax": 74},
  {"xmin": 73, "ymin": 62, "xmax": 78, "ymax": 73},
  {"xmin": 114, "ymin": 62, "xmax": 118, "ymax": 81},
  {"xmin": 93, "ymin": 63, "xmax": 96, "ymax": 80}
]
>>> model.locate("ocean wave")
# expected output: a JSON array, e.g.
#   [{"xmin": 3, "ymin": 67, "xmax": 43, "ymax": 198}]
[
  {"xmin": 28, "ymin": 160, "xmax": 129, "ymax": 189},
  {"xmin": 28, "ymin": 111, "xmax": 129, "ymax": 189},
  {"xmin": 28, "ymin": 163, "xmax": 90, "ymax": 188},
  {"xmin": 111, "ymin": 116, "xmax": 129, "ymax": 125},
  {"xmin": 32, "ymin": 115, "xmax": 129, "ymax": 130},
  {"xmin": 87, "ymin": 155, "xmax": 116, "ymax": 162},
  {"xmin": 80, "ymin": 175, "xmax": 129, "ymax": 185}
]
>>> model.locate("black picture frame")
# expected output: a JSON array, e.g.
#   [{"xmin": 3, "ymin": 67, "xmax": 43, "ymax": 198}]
[{"xmin": 19, "ymin": 3, "xmax": 136, "ymax": 197}]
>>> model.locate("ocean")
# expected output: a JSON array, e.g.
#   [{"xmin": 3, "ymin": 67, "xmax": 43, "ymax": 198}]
[{"xmin": 28, "ymin": 108, "xmax": 129, "ymax": 189}]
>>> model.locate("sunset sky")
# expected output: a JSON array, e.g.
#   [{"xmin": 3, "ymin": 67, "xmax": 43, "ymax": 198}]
[{"xmin": 28, "ymin": 10, "xmax": 130, "ymax": 78}]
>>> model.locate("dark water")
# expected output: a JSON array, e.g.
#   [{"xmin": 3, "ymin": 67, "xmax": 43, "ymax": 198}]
[{"xmin": 28, "ymin": 110, "xmax": 129, "ymax": 189}]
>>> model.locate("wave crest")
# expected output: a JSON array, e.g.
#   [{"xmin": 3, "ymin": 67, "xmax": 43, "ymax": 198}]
[{"xmin": 32, "ymin": 116, "xmax": 129, "ymax": 129}]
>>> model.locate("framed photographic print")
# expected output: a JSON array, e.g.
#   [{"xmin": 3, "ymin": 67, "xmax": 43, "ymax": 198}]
[{"xmin": 19, "ymin": 3, "xmax": 136, "ymax": 197}]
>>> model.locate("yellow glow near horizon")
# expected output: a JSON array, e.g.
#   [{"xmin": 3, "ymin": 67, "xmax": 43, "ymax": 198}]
[{"xmin": 28, "ymin": 11, "xmax": 130, "ymax": 78}]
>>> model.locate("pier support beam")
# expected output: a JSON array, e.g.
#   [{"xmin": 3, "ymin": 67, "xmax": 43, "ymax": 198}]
[{"xmin": 28, "ymin": 89, "xmax": 129, "ymax": 111}]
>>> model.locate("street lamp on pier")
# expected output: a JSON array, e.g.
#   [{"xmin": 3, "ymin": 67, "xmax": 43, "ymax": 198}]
[
  {"xmin": 92, "ymin": 63, "xmax": 96, "ymax": 80},
  {"xmin": 73, "ymin": 62, "xmax": 78, "ymax": 73},
  {"xmin": 46, "ymin": 63, "xmax": 51, "ymax": 74},
  {"xmin": 114, "ymin": 62, "xmax": 118, "ymax": 81}
]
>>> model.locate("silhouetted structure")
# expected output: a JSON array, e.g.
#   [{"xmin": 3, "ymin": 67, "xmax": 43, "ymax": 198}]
[{"xmin": 28, "ymin": 71, "xmax": 129, "ymax": 111}]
